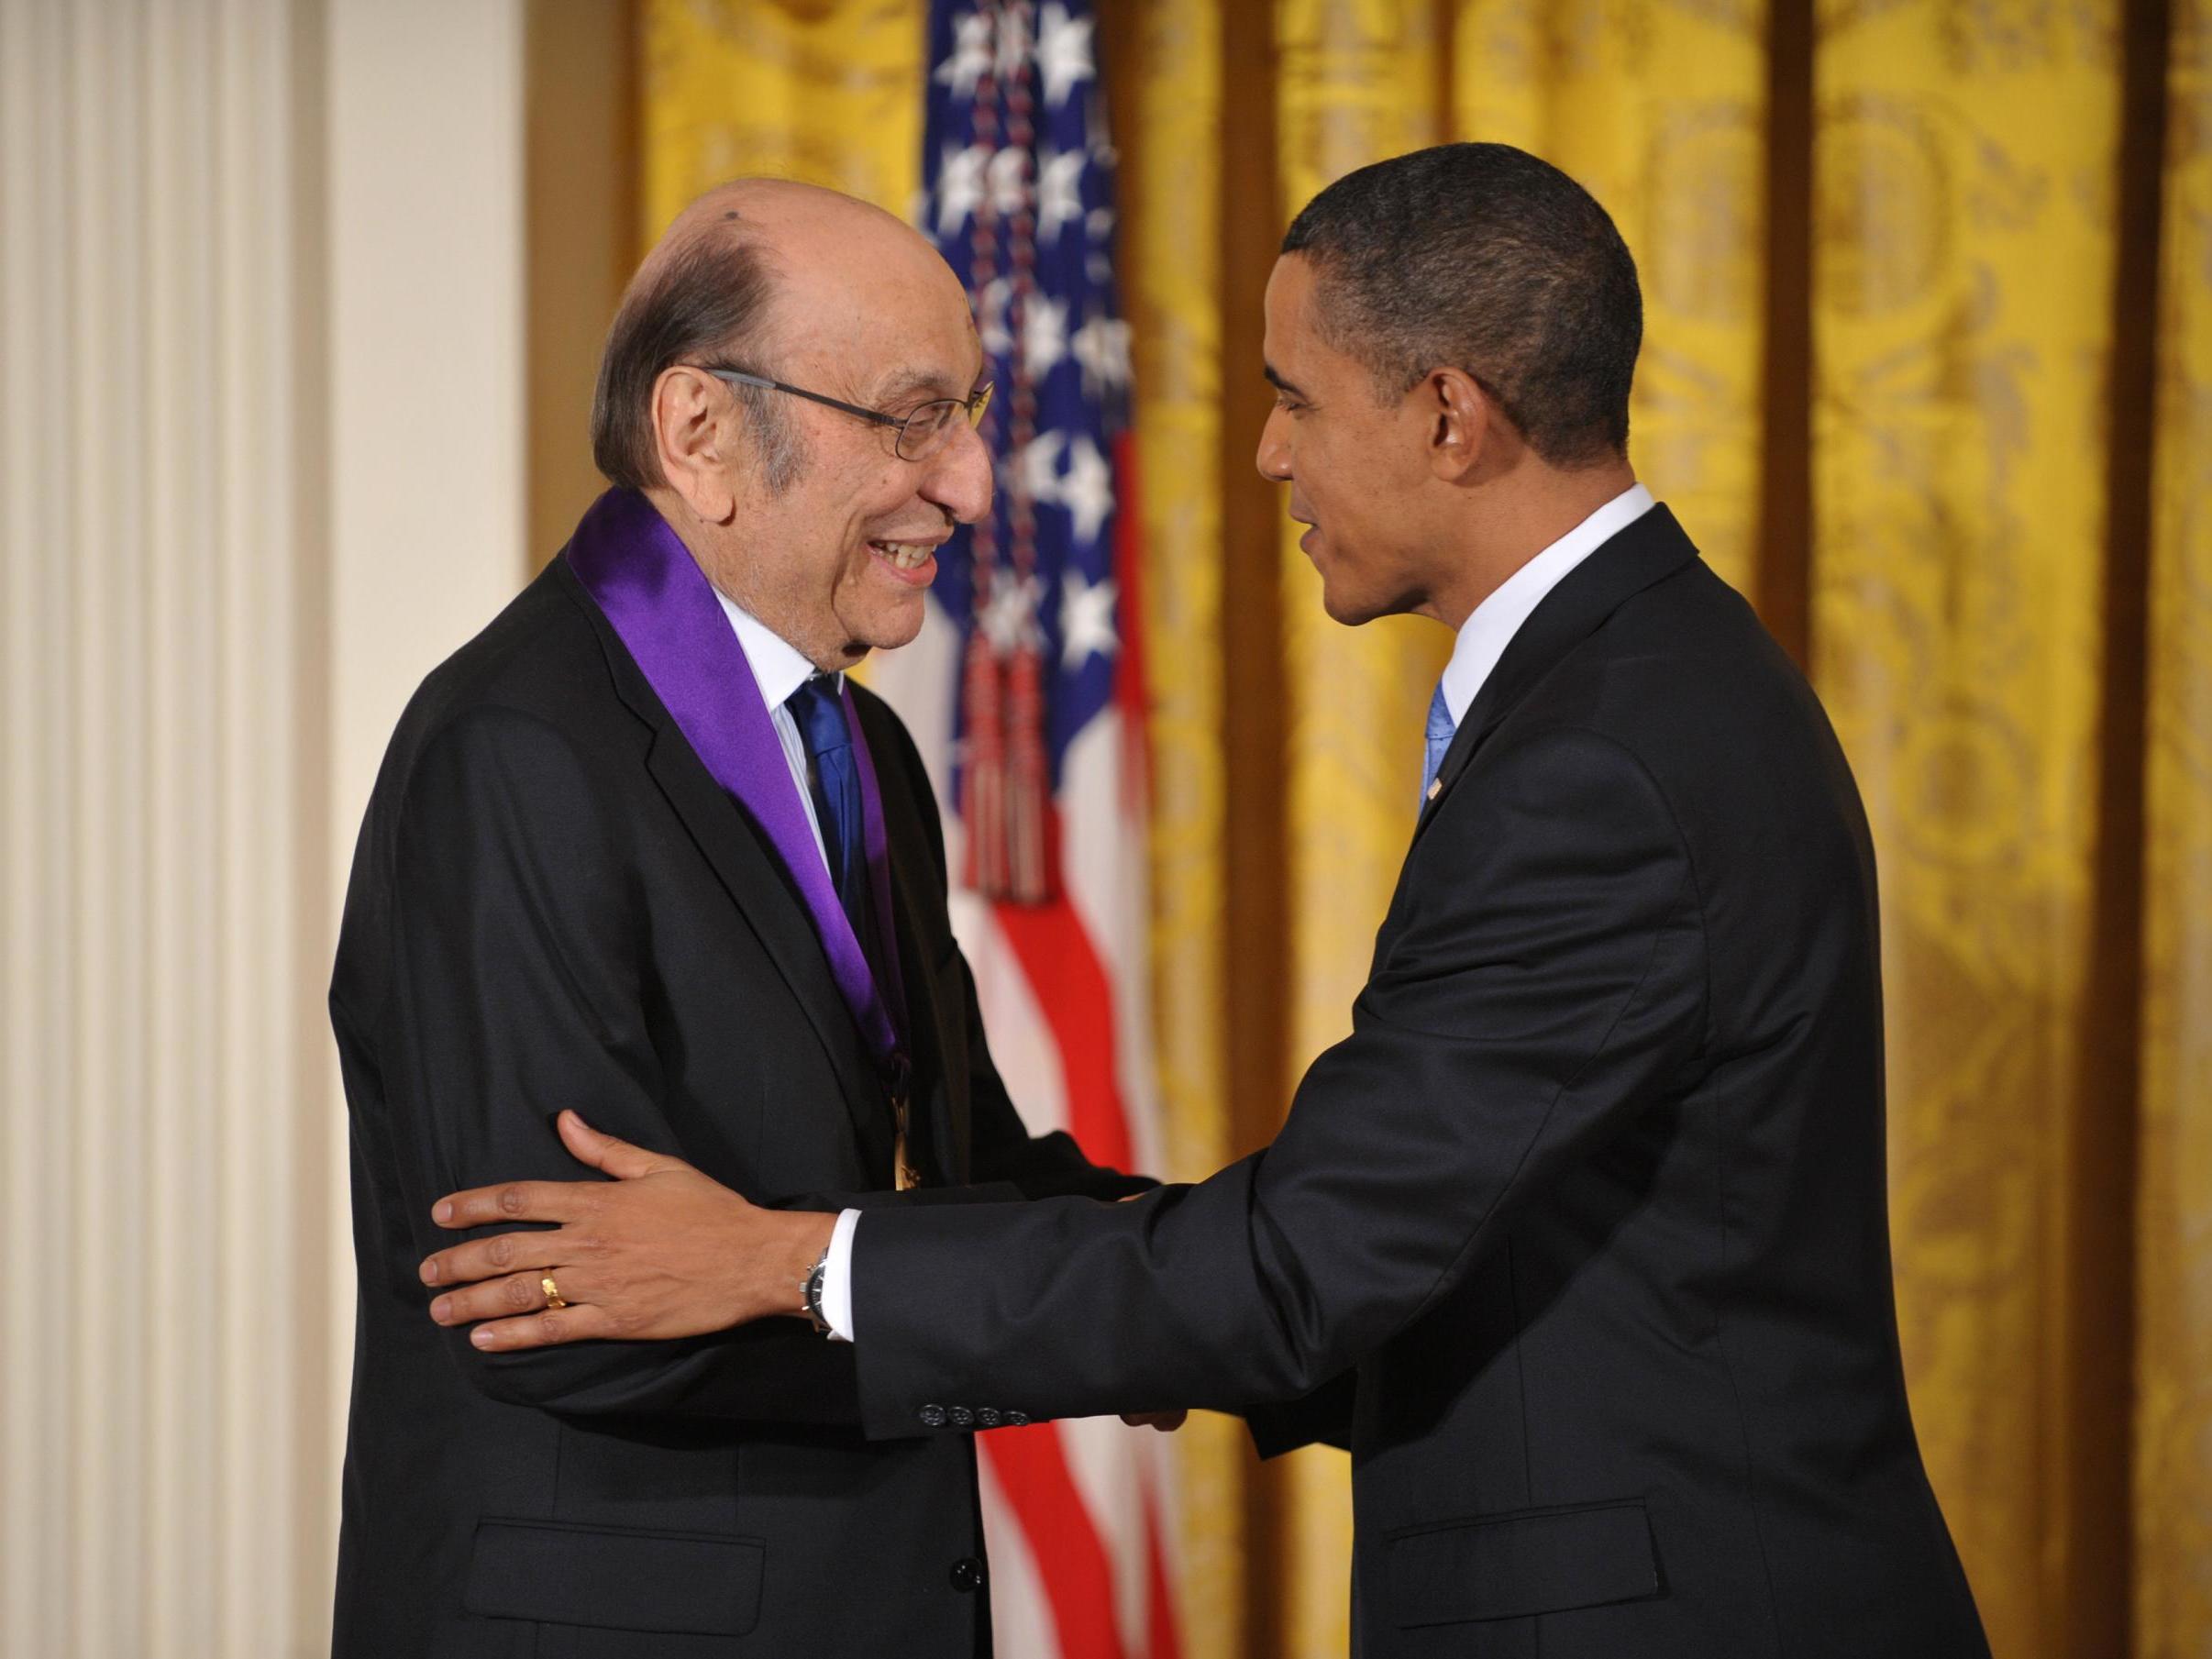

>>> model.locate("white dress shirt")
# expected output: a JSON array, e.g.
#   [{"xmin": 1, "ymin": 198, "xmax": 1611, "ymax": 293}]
[
  {"xmin": 816, "ymin": 482, "xmax": 1659, "ymax": 1344},
  {"xmin": 1436, "ymin": 481, "xmax": 1654, "ymax": 726}
]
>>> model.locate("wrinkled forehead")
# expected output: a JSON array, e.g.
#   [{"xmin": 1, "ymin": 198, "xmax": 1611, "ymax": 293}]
[{"xmin": 773, "ymin": 238, "xmax": 983, "ymax": 402}]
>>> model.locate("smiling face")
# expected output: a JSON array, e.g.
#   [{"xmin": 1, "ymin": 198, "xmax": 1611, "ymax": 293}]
[
  {"xmin": 647, "ymin": 186, "xmax": 993, "ymax": 670},
  {"xmin": 1255, "ymin": 253, "xmax": 1461, "ymax": 626}
]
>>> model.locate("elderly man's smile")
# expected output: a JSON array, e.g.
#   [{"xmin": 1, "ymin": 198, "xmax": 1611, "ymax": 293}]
[{"xmin": 867, "ymin": 536, "xmax": 941, "ymax": 582}]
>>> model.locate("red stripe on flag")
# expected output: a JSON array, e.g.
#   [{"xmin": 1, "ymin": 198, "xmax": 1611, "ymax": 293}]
[
  {"xmin": 990, "ymin": 879, "xmax": 1134, "ymax": 1174},
  {"xmin": 981, "ymin": 1427, "xmax": 1132, "ymax": 1659}
]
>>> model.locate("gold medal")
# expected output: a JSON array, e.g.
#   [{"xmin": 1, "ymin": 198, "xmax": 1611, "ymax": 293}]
[{"xmin": 893, "ymin": 1089, "xmax": 921, "ymax": 1190}]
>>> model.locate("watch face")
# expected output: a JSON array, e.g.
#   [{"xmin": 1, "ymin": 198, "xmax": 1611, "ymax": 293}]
[{"xmin": 803, "ymin": 1256, "xmax": 832, "ymax": 1333}]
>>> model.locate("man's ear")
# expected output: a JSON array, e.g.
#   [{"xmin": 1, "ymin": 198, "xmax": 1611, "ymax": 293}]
[
  {"xmin": 1424, "ymin": 366, "xmax": 1503, "ymax": 483},
  {"xmin": 653, "ymin": 366, "xmax": 738, "ymax": 522}
]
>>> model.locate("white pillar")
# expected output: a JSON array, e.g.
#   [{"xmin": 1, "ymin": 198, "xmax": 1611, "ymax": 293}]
[
  {"xmin": 0, "ymin": 1, "xmax": 525, "ymax": 1653},
  {"xmin": 321, "ymin": 15, "xmax": 525, "ymax": 1631}
]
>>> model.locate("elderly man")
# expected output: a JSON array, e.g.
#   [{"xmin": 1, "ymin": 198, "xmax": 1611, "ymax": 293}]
[
  {"xmin": 327, "ymin": 181, "xmax": 1147, "ymax": 1658},
  {"xmin": 426, "ymin": 145, "xmax": 1990, "ymax": 1655}
]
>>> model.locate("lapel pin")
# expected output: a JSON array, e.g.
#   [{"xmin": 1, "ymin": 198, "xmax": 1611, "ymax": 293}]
[{"xmin": 1426, "ymin": 779, "xmax": 1443, "ymax": 802}]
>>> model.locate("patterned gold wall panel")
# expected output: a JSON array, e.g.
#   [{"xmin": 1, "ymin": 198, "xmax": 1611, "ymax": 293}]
[
  {"xmin": 641, "ymin": 0, "xmax": 926, "ymax": 234},
  {"xmin": 1451, "ymin": 0, "xmax": 1766, "ymax": 596},
  {"xmin": 1809, "ymin": 6, "xmax": 2119, "ymax": 1653},
  {"xmin": 1274, "ymin": 4, "xmax": 1449, "ymax": 1653},
  {"xmin": 1120, "ymin": 5, "xmax": 1243, "ymax": 1653},
  {"xmin": 2136, "ymin": 6, "xmax": 2212, "ymax": 1653}
]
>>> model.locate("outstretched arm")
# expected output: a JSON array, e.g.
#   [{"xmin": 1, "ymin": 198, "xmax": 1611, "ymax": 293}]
[
  {"xmin": 421, "ymin": 725, "xmax": 1706, "ymax": 1444},
  {"xmin": 842, "ymin": 725, "xmax": 1707, "ymax": 1435}
]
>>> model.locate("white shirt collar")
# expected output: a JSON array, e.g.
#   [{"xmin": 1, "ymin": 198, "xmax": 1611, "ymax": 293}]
[
  {"xmin": 713, "ymin": 586, "xmax": 832, "ymax": 712},
  {"xmin": 1437, "ymin": 482, "xmax": 1655, "ymax": 727}
]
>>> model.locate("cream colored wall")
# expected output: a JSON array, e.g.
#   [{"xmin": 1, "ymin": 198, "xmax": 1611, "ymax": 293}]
[{"xmin": 0, "ymin": 2, "xmax": 525, "ymax": 1653}]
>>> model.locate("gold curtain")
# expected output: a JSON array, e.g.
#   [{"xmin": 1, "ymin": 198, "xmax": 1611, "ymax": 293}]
[
  {"xmin": 2138, "ymin": 6, "xmax": 2212, "ymax": 1653},
  {"xmin": 625, "ymin": 2, "xmax": 2209, "ymax": 1653},
  {"xmin": 1809, "ymin": 7, "xmax": 2124, "ymax": 1653}
]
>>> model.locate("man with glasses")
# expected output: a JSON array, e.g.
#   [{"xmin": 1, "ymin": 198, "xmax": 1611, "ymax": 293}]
[{"xmin": 327, "ymin": 178, "xmax": 1148, "ymax": 1659}]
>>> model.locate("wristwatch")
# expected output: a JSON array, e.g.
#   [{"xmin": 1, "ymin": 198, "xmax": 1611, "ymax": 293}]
[{"xmin": 800, "ymin": 1243, "xmax": 834, "ymax": 1336}]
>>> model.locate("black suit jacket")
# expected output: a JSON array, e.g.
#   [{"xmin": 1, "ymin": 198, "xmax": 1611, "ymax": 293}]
[
  {"xmin": 329, "ymin": 550, "xmax": 1144, "ymax": 1659},
  {"xmin": 850, "ymin": 508, "xmax": 1989, "ymax": 1657}
]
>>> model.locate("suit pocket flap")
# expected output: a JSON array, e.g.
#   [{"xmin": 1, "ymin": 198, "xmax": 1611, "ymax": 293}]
[
  {"xmin": 463, "ymin": 1519, "xmax": 765, "ymax": 1637},
  {"xmin": 1387, "ymin": 1499, "xmax": 1659, "ymax": 1627}
]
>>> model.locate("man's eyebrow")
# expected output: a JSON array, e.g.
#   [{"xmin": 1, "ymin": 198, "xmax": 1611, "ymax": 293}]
[
  {"xmin": 873, "ymin": 366, "xmax": 963, "ymax": 404},
  {"xmin": 1263, "ymin": 362, "xmax": 1307, "ymax": 399}
]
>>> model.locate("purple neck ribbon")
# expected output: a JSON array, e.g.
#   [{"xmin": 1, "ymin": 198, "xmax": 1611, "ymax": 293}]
[{"xmin": 567, "ymin": 487, "xmax": 909, "ymax": 1077}]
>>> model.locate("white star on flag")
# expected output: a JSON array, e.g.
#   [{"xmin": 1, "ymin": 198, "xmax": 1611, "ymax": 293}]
[
  {"xmin": 1037, "ymin": 148, "xmax": 1087, "ymax": 241},
  {"xmin": 979, "ymin": 571, "xmax": 1045, "ymax": 652},
  {"xmin": 1071, "ymin": 314, "xmax": 1132, "ymax": 391},
  {"xmin": 934, "ymin": 11, "xmax": 992, "ymax": 97},
  {"xmin": 1024, "ymin": 293, "xmax": 1069, "ymax": 380},
  {"xmin": 1014, "ymin": 430, "xmax": 1066, "ymax": 507},
  {"xmin": 976, "ymin": 275, "xmax": 1014, "ymax": 358},
  {"xmin": 1057, "ymin": 434, "xmax": 1112, "ymax": 546},
  {"xmin": 1059, "ymin": 569, "xmax": 1119, "ymax": 667},
  {"xmin": 987, "ymin": 145, "xmax": 1029, "ymax": 216},
  {"xmin": 1035, "ymin": 2, "xmax": 1095, "ymax": 106},
  {"xmin": 937, "ymin": 143, "xmax": 989, "ymax": 234}
]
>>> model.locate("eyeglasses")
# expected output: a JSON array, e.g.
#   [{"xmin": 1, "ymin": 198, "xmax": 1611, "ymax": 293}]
[{"xmin": 702, "ymin": 367, "xmax": 993, "ymax": 462}]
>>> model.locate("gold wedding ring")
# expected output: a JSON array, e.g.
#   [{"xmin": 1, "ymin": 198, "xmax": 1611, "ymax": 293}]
[{"xmin": 541, "ymin": 1274, "xmax": 568, "ymax": 1311}]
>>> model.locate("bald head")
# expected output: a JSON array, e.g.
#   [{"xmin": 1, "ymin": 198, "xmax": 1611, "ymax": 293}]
[
  {"xmin": 658, "ymin": 178, "xmax": 916, "ymax": 270},
  {"xmin": 590, "ymin": 180, "xmax": 968, "ymax": 494}
]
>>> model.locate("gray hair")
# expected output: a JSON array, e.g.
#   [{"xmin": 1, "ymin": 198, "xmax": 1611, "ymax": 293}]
[{"xmin": 589, "ymin": 226, "xmax": 808, "ymax": 494}]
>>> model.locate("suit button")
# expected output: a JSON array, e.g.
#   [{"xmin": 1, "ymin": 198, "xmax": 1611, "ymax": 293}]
[
  {"xmin": 1004, "ymin": 1410, "xmax": 1030, "ymax": 1427},
  {"xmin": 976, "ymin": 1407, "xmax": 1001, "ymax": 1428},
  {"xmin": 949, "ymin": 1405, "xmax": 975, "ymax": 1428},
  {"xmin": 919, "ymin": 1403, "xmax": 948, "ymax": 1428},
  {"xmin": 950, "ymin": 1556, "xmax": 987, "ymax": 1593}
]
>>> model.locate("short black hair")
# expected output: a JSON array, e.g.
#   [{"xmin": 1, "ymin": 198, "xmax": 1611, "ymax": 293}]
[
  {"xmin": 589, "ymin": 226, "xmax": 804, "ymax": 493},
  {"xmin": 1281, "ymin": 142, "xmax": 1642, "ymax": 468}
]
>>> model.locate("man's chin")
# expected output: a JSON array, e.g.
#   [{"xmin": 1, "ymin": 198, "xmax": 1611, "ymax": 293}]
[
  {"xmin": 1321, "ymin": 585, "xmax": 1386, "ymax": 627},
  {"xmin": 841, "ymin": 603, "xmax": 929, "ymax": 660}
]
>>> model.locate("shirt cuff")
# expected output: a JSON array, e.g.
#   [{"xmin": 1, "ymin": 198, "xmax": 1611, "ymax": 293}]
[{"xmin": 821, "ymin": 1207, "xmax": 861, "ymax": 1343}]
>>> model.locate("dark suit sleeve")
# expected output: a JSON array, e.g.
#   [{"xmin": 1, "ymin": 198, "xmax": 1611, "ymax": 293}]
[
  {"xmin": 380, "ymin": 704, "xmax": 901, "ymax": 1430},
  {"xmin": 849, "ymin": 725, "xmax": 1707, "ymax": 1435},
  {"xmin": 1244, "ymin": 1370, "xmax": 1357, "ymax": 1457}
]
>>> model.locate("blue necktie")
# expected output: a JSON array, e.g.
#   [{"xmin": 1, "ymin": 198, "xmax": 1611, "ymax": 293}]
[
  {"xmin": 1421, "ymin": 682, "xmax": 1456, "ymax": 811},
  {"xmin": 786, "ymin": 675, "xmax": 868, "ymax": 937}
]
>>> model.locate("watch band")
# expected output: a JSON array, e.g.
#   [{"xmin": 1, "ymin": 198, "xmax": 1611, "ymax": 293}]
[{"xmin": 800, "ymin": 1244, "xmax": 834, "ymax": 1336}]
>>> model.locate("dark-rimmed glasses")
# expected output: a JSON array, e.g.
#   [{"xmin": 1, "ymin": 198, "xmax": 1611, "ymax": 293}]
[{"xmin": 702, "ymin": 367, "xmax": 993, "ymax": 462}]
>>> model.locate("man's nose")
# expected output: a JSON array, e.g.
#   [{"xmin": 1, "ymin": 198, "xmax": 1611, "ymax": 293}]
[
  {"xmin": 1255, "ymin": 406, "xmax": 1292, "ymax": 481},
  {"xmin": 923, "ymin": 419, "xmax": 994, "ymax": 524}
]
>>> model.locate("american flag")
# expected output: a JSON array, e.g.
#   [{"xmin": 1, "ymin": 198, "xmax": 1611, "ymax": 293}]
[{"xmin": 863, "ymin": 2, "xmax": 1182, "ymax": 1654}]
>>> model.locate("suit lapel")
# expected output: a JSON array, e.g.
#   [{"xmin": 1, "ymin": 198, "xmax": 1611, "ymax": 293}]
[
  {"xmin": 857, "ymin": 695, "xmax": 964, "ymax": 1186},
  {"xmin": 553, "ymin": 559, "xmax": 892, "ymax": 1171},
  {"xmin": 885, "ymin": 824, "xmax": 957, "ymax": 1185},
  {"xmin": 1414, "ymin": 504, "xmax": 1701, "ymax": 842}
]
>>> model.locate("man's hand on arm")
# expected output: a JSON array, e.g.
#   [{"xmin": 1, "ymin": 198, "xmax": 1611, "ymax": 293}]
[
  {"xmin": 420, "ymin": 1109, "xmax": 834, "ymax": 1352},
  {"xmin": 421, "ymin": 1111, "xmax": 1191, "ymax": 1429}
]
